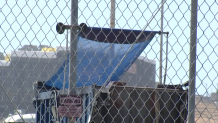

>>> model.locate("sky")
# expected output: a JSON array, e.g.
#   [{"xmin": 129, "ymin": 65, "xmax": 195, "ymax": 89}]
[{"xmin": 0, "ymin": 0, "xmax": 218, "ymax": 96}]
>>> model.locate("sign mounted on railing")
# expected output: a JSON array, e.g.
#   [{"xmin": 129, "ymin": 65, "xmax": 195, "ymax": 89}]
[{"xmin": 58, "ymin": 95, "xmax": 83, "ymax": 117}]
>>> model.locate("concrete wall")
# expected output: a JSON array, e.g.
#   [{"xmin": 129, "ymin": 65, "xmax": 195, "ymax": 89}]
[{"xmin": 0, "ymin": 51, "xmax": 66, "ymax": 118}]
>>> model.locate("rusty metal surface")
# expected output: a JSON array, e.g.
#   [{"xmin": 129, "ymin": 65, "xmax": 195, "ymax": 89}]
[{"xmin": 91, "ymin": 86, "xmax": 188, "ymax": 123}]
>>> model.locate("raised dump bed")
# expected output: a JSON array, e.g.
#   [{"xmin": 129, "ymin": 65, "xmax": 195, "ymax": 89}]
[{"xmin": 91, "ymin": 85, "xmax": 188, "ymax": 123}]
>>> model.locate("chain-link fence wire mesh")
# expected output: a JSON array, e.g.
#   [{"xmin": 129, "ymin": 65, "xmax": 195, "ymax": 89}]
[{"xmin": 0, "ymin": 0, "xmax": 218, "ymax": 122}]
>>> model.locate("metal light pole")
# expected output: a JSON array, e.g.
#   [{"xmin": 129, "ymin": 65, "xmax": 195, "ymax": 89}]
[
  {"xmin": 63, "ymin": 30, "xmax": 69, "ymax": 94},
  {"xmin": 110, "ymin": 0, "xmax": 115, "ymax": 28},
  {"xmin": 159, "ymin": 0, "xmax": 164, "ymax": 84},
  {"xmin": 69, "ymin": 0, "xmax": 78, "ymax": 122},
  {"xmin": 55, "ymin": 0, "xmax": 78, "ymax": 122},
  {"xmin": 188, "ymin": 0, "xmax": 198, "ymax": 123},
  {"xmin": 69, "ymin": 0, "xmax": 78, "ymax": 95},
  {"xmin": 109, "ymin": 0, "xmax": 115, "ymax": 77}
]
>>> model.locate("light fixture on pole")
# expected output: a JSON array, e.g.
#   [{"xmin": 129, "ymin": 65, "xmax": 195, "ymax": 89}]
[{"xmin": 56, "ymin": 22, "xmax": 87, "ymax": 34}]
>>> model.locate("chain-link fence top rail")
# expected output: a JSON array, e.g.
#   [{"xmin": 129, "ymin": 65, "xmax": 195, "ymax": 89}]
[{"xmin": 0, "ymin": 0, "xmax": 218, "ymax": 123}]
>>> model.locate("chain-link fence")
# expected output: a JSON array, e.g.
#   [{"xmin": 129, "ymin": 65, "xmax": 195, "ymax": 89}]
[{"xmin": 0, "ymin": 0, "xmax": 217, "ymax": 123}]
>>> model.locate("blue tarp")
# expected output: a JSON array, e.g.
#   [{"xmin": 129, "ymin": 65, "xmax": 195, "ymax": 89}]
[{"xmin": 45, "ymin": 27, "xmax": 157, "ymax": 89}]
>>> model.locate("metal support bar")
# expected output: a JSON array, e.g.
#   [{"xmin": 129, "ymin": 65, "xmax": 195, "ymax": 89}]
[
  {"xmin": 69, "ymin": 0, "xmax": 78, "ymax": 122},
  {"xmin": 188, "ymin": 0, "xmax": 198, "ymax": 123},
  {"xmin": 63, "ymin": 30, "xmax": 69, "ymax": 94},
  {"xmin": 163, "ymin": 32, "xmax": 169, "ymax": 85},
  {"xmin": 159, "ymin": 0, "xmax": 164, "ymax": 85},
  {"xmin": 158, "ymin": 31, "xmax": 169, "ymax": 35},
  {"xmin": 110, "ymin": 0, "xmax": 115, "ymax": 28},
  {"xmin": 69, "ymin": 0, "xmax": 78, "ymax": 95},
  {"xmin": 110, "ymin": 0, "xmax": 115, "ymax": 77},
  {"xmin": 60, "ymin": 24, "xmax": 79, "ymax": 30},
  {"xmin": 56, "ymin": 22, "xmax": 87, "ymax": 34}
]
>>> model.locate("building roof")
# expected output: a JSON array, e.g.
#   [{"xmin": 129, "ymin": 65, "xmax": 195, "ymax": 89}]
[
  {"xmin": 138, "ymin": 56, "xmax": 156, "ymax": 64},
  {"xmin": 11, "ymin": 50, "xmax": 57, "ymax": 58},
  {"xmin": 0, "ymin": 47, "xmax": 156, "ymax": 67},
  {"xmin": 0, "ymin": 60, "xmax": 10, "ymax": 66}
]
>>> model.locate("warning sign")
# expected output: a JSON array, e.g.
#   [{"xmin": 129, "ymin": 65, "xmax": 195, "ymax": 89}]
[
  {"xmin": 58, "ymin": 95, "xmax": 83, "ymax": 117},
  {"xmin": 59, "ymin": 95, "xmax": 82, "ymax": 106},
  {"xmin": 58, "ymin": 105, "xmax": 82, "ymax": 117}
]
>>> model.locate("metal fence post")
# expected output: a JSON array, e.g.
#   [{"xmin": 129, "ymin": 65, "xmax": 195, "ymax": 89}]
[
  {"xmin": 69, "ymin": 0, "xmax": 78, "ymax": 95},
  {"xmin": 110, "ymin": 0, "xmax": 115, "ymax": 28},
  {"xmin": 69, "ymin": 0, "xmax": 78, "ymax": 122},
  {"xmin": 188, "ymin": 0, "xmax": 198, "ymax": 123},
  {"xmin": 159, "ymin": 0, "xmax": 164, "ymax": 85}
]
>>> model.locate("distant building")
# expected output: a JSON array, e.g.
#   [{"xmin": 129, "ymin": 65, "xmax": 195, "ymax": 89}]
[
  {"xmin": 211, "ymin": 92, "xmax": 218, "ymax": 102},
  {"xmin": 0, "ymin": 52, "xmax": 4, "ymax": 60},
  {"xmin": 195, "ymin": 95, "xmax": 211, "ymax": 102},
  {"xmin": 0, "ymin": 46, "xmax": 156, "ymax": 118}
]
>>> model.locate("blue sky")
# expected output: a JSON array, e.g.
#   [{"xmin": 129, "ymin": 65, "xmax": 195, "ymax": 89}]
[{"xmin": 0, "ymin": 0, "xmax": 218, "ymax": 95}]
